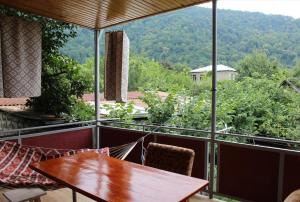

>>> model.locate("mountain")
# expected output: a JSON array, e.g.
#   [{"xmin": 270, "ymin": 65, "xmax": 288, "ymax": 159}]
[{"xmin": 61, "ymin": 7, "xmax": 300, "ymax": 68}]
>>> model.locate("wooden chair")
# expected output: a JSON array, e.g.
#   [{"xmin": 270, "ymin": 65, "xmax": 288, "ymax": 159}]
[
  {"xmin": 3, "ymin": 188, "xmax": 46, "ymax": 202},
  {"xmin": 144, "ymin": 142, "xmax": 195, "ymax": 176},
  {"xmin": 284, "ymin": 189, "xmax": 300, "ymax": 202}
]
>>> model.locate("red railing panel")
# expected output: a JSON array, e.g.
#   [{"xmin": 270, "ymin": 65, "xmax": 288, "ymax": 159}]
[
  {"xmin": 100, "ymin": 127, "xmax": 154, "ymax": 164},
  {"xmin": 283, "ymin": 153, "xmax": 300, "ymax": 199},
  {"xmin": 100, "ymin": 126, "xmax": 206, "ymax": 179},
  {"xmin": 21, "ymin": 128, "xmax": 93, "ymax": 149},
  {"xmin": 218, "ymin": 143, "xmax": 280, "ymax": 202}
]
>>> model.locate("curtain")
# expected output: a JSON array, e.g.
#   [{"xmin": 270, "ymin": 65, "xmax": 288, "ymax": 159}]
[
  {"xmin": 104, "ymin": 31, "xmax": 129, "ymax": 102},
  {"xmin": 0, "ymin": 32, "xmax": 3, "ymax": 97},
  {"xmin": 0, "ymin": 15, "xmax": 42, "ymax": 98}
]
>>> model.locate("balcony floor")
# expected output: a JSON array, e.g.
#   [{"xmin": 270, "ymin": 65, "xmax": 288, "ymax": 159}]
[{"xmin": 0, "ymin": 187, "xmax": 221, "ymax": 202}]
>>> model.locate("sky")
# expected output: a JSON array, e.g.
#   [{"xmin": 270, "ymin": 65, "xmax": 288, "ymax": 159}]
[{"xmin": 199, "ymin": 0, "xmax": 300, "ymax": 19}]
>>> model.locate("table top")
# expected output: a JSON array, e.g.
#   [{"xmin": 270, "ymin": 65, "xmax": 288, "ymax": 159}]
[{"xmin": 30, "ymin": 152, "xmax": 208, "ymax": 202}]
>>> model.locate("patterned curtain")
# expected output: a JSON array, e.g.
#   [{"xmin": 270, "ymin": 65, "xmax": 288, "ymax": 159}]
[
  {"xmin": 0, "ymin": 32, "xmax": 3, "ymax": 97},
  {"xmin": 104, "ymin": 31, "xmax": 129, "ymax": 102},
  {"xmin": 0, "ymin": 15, "xmax": 42, "ymax": 98}
]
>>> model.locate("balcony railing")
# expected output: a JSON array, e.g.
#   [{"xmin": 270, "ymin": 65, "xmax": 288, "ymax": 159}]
[{"xmin": 0, "ymin": 120, "xmax": 300, "ymax": 202}]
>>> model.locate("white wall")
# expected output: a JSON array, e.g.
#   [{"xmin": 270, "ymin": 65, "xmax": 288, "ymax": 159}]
[{"xmin": 191, "ymin": 71, "xmax": 237, "ymax": 83}]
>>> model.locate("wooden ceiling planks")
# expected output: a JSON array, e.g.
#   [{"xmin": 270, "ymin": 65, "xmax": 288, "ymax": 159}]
[{"xmin": 0, "ymin": 0, "xmax": 211, "ymax": 29}]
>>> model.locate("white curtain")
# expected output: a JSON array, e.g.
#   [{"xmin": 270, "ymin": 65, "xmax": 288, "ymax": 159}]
[{"xmin": 0, "ymin": 15, "xmax": 42, "ymax": 98}]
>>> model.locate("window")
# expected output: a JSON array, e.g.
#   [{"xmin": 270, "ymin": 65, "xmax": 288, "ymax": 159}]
[{"xmin": 192, "ymin": 75, "xmax": 197, "ymax": 81}]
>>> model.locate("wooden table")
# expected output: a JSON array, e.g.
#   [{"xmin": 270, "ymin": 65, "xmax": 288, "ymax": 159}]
[{"xmin": 30, "ymin": 152, "xmax": 208, "ymax": 202}]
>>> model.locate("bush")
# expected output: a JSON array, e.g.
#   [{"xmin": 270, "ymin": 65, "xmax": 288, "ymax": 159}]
[
  {"xmin": 103, "ymin": 102, "xmax": 135, "ymax": 124},
  {"xmin": 141, "ymin": 91, "xmax": 176, "ymax": 124},
  {"xmin": 67, "ymin": 101, "xmax": 94, "ymax": 122}
]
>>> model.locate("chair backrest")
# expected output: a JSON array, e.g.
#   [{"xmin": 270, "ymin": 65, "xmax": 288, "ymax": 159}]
[
  {"xmin": 144, "ymin": 142, "xmax": 195, "ymax": 176},
  {"xmin": 284, "ymin": 189, "xmax": 300, "ymax": 202}
]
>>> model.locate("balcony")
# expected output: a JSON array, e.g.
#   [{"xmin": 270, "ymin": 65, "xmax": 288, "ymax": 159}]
[
  {"xmin": 0, "ymin": 0, "xmax": 299, "ymax": 201},
  {"xmin": 0, "ymin": 120, "xmax": 299, "ymax": 202}
]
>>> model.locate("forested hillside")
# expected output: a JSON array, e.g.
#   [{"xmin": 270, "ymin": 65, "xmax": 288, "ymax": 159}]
[{"xmin": 61, "ymin": 6, "xmax": 300, "ymax": 68}]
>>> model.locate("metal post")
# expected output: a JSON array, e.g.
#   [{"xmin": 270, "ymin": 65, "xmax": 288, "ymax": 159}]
[
  {"xmin": 209, "ymin": 0, "xmax": 217, "ymax": 199},
  {"xmin": 94, "ymin": 29, "xmax": 101, "ymax": 149},
  {"xmin": 72, "ymin": 190, "xmax": 77, "ymax": 202}
]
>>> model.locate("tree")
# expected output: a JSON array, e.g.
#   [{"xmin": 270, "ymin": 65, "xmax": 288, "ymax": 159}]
[
  {"xmin": 290, "ymin": 63, "xmax": 300, "ymax": 88},
  {"xmin": 103, "ymin": 102, "xmax": 135, "ymax": 124},
  {"xmin": 78, "ymin": 57, "xmax": 105, "ymax": 92},
  {"xmin": 26, "ymin": 54, "xmax": 92, "ymax": 116},
  {"xmin": 128, "ymin": 55, "xmax": 193, "ymax": 92},
  {"xmin": 141, "ymin": 91, "xmax": 176, "ymax": 124},
  {"xmin": 138, "ymin": 53, "xmax": 300, "ymax": 140},
  {"xmin": 237, "ymin": 51, "xmax": 283, "ymax": 79}
]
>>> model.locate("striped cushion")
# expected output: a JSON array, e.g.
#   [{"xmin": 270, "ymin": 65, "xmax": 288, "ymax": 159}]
[{"xmin": 0, "ymin": 141, "xmax": 109, "ymax": 188}]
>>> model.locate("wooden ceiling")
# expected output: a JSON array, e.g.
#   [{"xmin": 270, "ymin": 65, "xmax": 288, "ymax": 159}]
[{"xmin": 0, "ymin": 0, "xmax": 211, "ymax": 29}]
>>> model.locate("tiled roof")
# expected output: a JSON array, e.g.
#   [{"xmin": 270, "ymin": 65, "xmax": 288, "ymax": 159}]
[
  {"xmin": 0, "ymin": 98, "xmax": 27, "ymax": 106},
  {"xmin": 0, "ymin": 91, "xmax": 169, "ymax": 107}
]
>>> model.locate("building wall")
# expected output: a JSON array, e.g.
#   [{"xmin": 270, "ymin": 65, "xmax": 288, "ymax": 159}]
[
  {"xmin": 217, "ymin": 71, "xmax": 237, "ymax": 81},
  {"xmin": 191, "ymin": 71, "xmax": 237, "ymax": 83}
]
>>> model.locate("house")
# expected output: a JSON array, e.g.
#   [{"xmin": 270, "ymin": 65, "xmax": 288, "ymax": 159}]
[{"xmin": 190, "ymin": 64, "xmax": 237, "ymax": 82}]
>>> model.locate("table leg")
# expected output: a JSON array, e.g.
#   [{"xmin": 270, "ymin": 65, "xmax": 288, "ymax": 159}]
[{"xmin": 72, "ymin": 190, "xmax": 77, "ymax": 202}]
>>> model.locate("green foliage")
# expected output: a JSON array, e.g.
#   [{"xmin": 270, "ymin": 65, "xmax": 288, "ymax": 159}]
[
  {"xmin": 293, "ymin": 65, "xmax": 300, "ymax": 77},
  {"xmin": 80, "ymin": 55, "xmax": 193, "ymax": 93},
  {"xmin": 128, "ymin": 55, "xmax": 193, "ymax": 92},
  {"xmin": 103, "ymin": 102, "xmax": 135, "ymax": 124},
  {"xmin": 63, "ymin": 7, "xmax": 300, "ymax": 68},
  {"xmin": 60, "ymin": 29, "xmax": 94, "ymax": 63},
  {"xmin": 173, "ymin": 77, "xmax": 300, "ymax": 139},
  {"xmin": 290, "ymin": 63, "xmax": 300, "ymax": 88},
  {"xmin": 1, "ymin": 6, "xmax": 299, "ymax": 138},
  {"xmin": 135, "ymin": 52, "xmax": 300, "ymax": 140},
  {"xmin": 218, "ymin": 78, "xmax": 299, "ymax": 138},
  {"xmin": 141, "ymin": 91, "xmax": 176, "ymax": 124},
  {"xmin": 68, "ymin": 101, "xmax": 94, "ymax": 121},
  {"xmin": 173, "ymin": 96, "xmax": 211, "ymax": 130},
  {"xmin": 78, "ymin": 57, "xmax": 105, "ymax": 92},
  {"xmin": 237, "ymin": 51, "xmax": 283, "ymax": 79},
  {"xmin": 26, "ymin": 55, "xmax": 93, "ymax": 116}
]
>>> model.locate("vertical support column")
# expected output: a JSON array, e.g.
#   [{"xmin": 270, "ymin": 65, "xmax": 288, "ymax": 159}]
[
  {"xmin": 209, "ymin": 0, "xmax": 217, "ymax": 199},
  {"xmin": 94, "ymin": 29, "xmax": 101, "ymax": 149}
]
